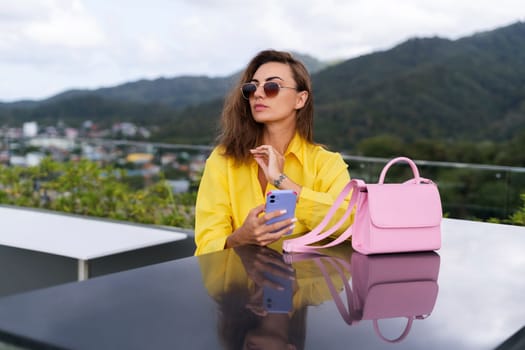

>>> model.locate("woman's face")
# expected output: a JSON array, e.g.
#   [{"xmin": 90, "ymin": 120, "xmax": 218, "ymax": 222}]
[
  {"xmin": 243, "ymin": 327, "xmax": 296, "ymax": 350},
  {"xmin": 247, "ymin": 62, "xmax": 307, "ymax": 126},
  {"xmin": 243, "ymin": 334, "xmax": 295, "ymax": 350}
]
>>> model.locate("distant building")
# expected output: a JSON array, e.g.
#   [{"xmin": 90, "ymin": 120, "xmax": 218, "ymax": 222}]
[
  {"xmin": 65, "ymin": 128, "xmax": 78, "ymax": 140},
  {"xmin": 166, "ymin": 179, "xmax": 190, "ymax": 193},
  {"xmin": 126, "ymin": 153, "xmax": 154, "ymax": 164},
  {"xmin": 9, "ymin": 155, "xmax": 26, "ymax": 166},
  {"xmin": 0, "ymin": 151, "xmax": 9, "ymax": 164},
  {"xmin": 23, "ymin": 122, "xmax": 38, "ymax": 138},
  {"xmin": 7, "ymin": 153, "xmax": 45, "ymax": 167},
  {"xmin": 26, "ymin": 152, "xmax": 44, "ymax": 167},
  {"xmin": 29, "ymin": 137, "xmax": 75, "ymax": 151},
  {"xmin": 160, "ymin": 153, "xmax": 177, "ymax": 166},
  {"xmin": 7, "ymin": 128, "xmax": 22, "ymax": 139}
]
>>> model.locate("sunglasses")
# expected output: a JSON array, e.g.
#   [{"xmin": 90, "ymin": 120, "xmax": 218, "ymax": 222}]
[{"xmin": 240, "ymin": 81, "xmax": 298, "ymax": 99}]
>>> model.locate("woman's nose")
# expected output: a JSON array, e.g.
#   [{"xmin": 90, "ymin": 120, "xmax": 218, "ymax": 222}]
[{"xmin": 253, "ymin": 84, "xmax": 265, "ymax": 98}]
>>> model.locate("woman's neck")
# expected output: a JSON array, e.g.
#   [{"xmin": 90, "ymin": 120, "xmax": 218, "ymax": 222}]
[{"xmin": 262, "ymin": 121, "xmax": 296, "ymax": 154}]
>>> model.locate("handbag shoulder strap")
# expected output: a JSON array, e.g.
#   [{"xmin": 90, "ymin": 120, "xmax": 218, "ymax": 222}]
[
  {"xmin": 314, "ymin": 256, "xmax": 358, "ymax": 325},
  {"xmin": 284, "ymin": 253, "xmax": 358, "ymax": 324},
  {"xmin": 282, "ymin": 179, "xmax": 365, "ymax": 253}
]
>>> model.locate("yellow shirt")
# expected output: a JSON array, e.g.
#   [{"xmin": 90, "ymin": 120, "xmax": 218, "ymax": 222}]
[
  {"xmin": 194, "ymin": 132, "xmax": 352, "ymax": 255},
  {"xmin": 197, "ymin": 244, "xmax": 353, "ymax": 310}
]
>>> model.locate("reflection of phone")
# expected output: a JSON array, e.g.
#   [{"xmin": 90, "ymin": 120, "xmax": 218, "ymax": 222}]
[
  {"xmin": 263, "ymin": 266, "xmax": 293, "ymax": 314},
  {"xmin": 265, "ymin": 190, "xmax": 297, "ymax": 234}
]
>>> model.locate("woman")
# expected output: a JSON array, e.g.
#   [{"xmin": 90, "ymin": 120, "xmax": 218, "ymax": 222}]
[{"xmin": 194, "ymin": 49, "xmax": 351, "ymax": 255}]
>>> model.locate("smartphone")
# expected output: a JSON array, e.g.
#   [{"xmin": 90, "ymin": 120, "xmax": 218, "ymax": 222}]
[
  {"xmin": 265, "ymin": 190, "xmax": 297, "ymax": 235},
  {"xmin": 263, "ymin": 265, "xmax": 293, "ymax": 313}
]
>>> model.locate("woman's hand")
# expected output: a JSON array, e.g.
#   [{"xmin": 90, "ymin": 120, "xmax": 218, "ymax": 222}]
[
  {"xmin": 235, "ymin": 245, "xmax": 295, "ymax": 289},
  {"xmin": 250, "ymin": 145, "xmax": 302, "ymax": 194},
  {"xmin": 234, "ymin": 245, "xmax": 296, "ymax": 317},
  {"xmin": 250, "ymin": 145, "xmax": 284, "ymax": 183},
  {"xmin": 226, "ymin": 204, "xmax": 296, "ymax": 249}
]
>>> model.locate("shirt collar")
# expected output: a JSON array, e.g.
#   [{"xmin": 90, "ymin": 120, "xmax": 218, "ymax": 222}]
[{"xmin": 284, "ymin": 132, "xmax": 306, "ymax": 166}]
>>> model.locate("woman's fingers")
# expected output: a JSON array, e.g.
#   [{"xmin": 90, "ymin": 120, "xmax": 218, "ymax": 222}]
[
  {"xmin": 241, "ymin": 204, "xmax": 296, "ymax": 247},
  {"xmin": 265, "ymin": 218, "xmax": 296, "ymax": 234},
  {"xmin": 250, "ymin": 145, "xmax": 283, "ymax": 163},
  {"xmin": 251, "ymin": 145, "xmax": 285, "ymax": 182},
  {"xmin": 253, "ymin": 157, "xmax": 267, "ymax": 173},
  {"xmin": 251, "ymin": 204, "xmax": 266, "ymax": 215}
]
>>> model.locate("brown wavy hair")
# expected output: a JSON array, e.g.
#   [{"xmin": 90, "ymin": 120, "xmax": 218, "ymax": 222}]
[{"xmin": 217, "ymin": 50, "xmax": 314, "ymax": 164}]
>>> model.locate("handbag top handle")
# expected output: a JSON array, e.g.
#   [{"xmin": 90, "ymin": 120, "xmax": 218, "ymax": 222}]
[{"xmin": 378, "ymin": 157, "xmax": 420, "ymax": 184}]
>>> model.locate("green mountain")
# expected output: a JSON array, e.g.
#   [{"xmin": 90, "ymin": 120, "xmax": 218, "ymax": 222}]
[
  {"xmin": 46, "ymin": 75, "xmax": 236, "ymax": 109},
  {"xmin": 156, "ymin": 22, "xmax": 525, "ymax": 153},
  {"xmin": 312, "ymin": 22, "xmax": 525, "ymax": 148},
  {"xmin": 0, "ymin": 52, "xmax": 327, "ymax": 111},
  {"xmin": 0, "ymin": 51, "xmax": 330, "ymax": 129}
]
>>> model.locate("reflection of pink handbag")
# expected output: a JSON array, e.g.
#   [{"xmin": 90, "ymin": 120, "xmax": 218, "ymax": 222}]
[
  {"xmin": 350, "ymin": 252, "xmax": 440, "ymax": 342},
  {"xmin": 285, "ymin": 251, "xmax": 440, "ymax": 343},
  {"xmin": 283, "ymin": 157, "xmax": 442, "ymax": 254}
]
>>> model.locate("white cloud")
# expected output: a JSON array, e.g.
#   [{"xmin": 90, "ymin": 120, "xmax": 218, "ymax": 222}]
[
  {"xmin": 22, "ymin": 0, "xmax": 105, "ymax": 48},
  {"xmin": 0, "ymin": 0, "xmax": 108, "ymax": 81},
  {"xmin": 0, "ymin": 0, "xmax": 105, "ymax": 53}
]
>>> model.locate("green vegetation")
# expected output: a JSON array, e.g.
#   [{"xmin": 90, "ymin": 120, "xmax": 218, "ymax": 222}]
[
  {"xmin": 0, "ymin": 158, "xmax": 196, "ymax": 228},
  {"xmin": 508, "ymin": 194, "xmax": 525, "ymax": 225},
  {"xmin": 354, "ymin": 130, "xmax": 525, "ymax": 165},
  {"xmin": 0, "ymin": 158, "xmax": 523, "ymax": 226}
]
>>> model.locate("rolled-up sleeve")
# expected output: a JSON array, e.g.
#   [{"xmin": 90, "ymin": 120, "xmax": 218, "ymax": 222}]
[{"xmin": 194, "ymin": 149, "xmax": 233, "ymax": 255}]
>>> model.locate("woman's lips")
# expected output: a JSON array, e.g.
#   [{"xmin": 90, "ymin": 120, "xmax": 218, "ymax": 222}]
[{"xmin": 254, "ymin": 104, "xmax": 267, "ymax": 112}]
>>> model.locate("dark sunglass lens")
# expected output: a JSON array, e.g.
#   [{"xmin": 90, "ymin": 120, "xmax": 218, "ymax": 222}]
[
  {"xmin": 241, "ymin": 83, "xmax": 257, "ymax": 99},
  {"xmin": 264, "ymin": 82, "xmax": 280, "ymax": 97}
]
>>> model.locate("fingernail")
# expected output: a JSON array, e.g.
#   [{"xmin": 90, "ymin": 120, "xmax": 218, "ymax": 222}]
[
  {"xmin": 291, "ymin": 217, "xmax": 297, "ymax": 223},
  {"xmin": 280, "ymin": 210, "xmax": 287, "ymax": 214},
  {"xmin": 289, "ymin": 224, "xmax": 295, "ymax": 230}
]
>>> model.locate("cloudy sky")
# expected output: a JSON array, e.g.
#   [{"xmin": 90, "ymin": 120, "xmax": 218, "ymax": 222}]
[{"xmin": 0, "ymin": 0, "xmax": 523, "ymax": 102}]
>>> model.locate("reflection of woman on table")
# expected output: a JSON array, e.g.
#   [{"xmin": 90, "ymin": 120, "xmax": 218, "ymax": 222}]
[
  {"xmin": 194, "ymin": 49, "xmax": 352, "ymax": 255},
  {"xmin": 198, "ymin": 245, "xmax": 351, "ymax": 349}
]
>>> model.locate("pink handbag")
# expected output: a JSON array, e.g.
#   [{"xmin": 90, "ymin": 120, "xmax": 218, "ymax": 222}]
[
  {"xmin": 283, "ymin": 157, "xmax": 442, "ymax": 254},
  {"xmin": 284, "ymin": 251, "xmax": 440, "ymax": 343}
]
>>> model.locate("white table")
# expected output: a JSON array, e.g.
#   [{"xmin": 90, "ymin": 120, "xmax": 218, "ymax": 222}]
[{"xmin": 0, "ymin": 206, "xmax": 187, "ymax": 280}]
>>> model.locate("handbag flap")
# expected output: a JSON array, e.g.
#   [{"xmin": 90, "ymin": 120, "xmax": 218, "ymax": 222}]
[
  {"xmin": 352, "ymin": 252, "xmax": 441, "ymax": 285},
  {"xmin": 366, "ymin": 184, "xmax": 442, "ymax": 228},
  {"xmin": 362, "ymin": 281, "xmax": 439, "ymax": 319}
]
